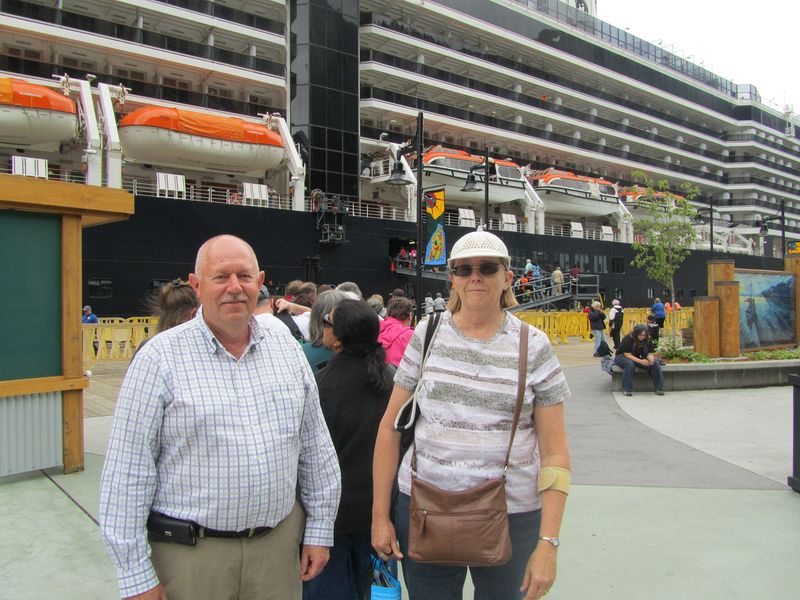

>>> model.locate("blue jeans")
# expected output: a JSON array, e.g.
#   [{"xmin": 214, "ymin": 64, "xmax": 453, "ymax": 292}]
[
  {"xmin": 303, "ymin": 530, "xmax": 372, "ymax": 600},
  {"xmin": 394, "ymin": 492, "xmax": 541, "ymax": 600},
  {"xmin": 613, "ymin": 354, "xmax": 664, "ymax": 392},
  {"xmin": 592, "ymin": 329, "xmax": 606, "ymax": 353}
]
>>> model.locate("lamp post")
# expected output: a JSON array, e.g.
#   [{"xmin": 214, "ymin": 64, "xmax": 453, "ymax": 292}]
[
  {"xmin": 759, "ymin": 202, "xmax": 786, "ymax": 258},
  {"xmin": 696, "ymin": 199, "xmax": 714, "ymax": 260},
  {"xmin": 460, "ymin": 146, "xmax": 492, "ymax": 230},
  {"xmin": 386, "ymin": 111, "xmax": 425, "ymax": 321}
]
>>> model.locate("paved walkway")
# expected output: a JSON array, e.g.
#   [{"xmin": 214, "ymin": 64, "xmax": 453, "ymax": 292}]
[{"xmin": 2, "ymin": 339, "xmax": 799, "ymax": 599}]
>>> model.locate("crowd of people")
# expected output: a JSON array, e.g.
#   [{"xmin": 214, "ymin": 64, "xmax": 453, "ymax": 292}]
[{"xmin": 98, "ymin": 231, "xmax": 571, "ymax": 600}]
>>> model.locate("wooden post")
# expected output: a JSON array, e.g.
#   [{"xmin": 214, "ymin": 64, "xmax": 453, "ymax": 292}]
[
  {"xmin": 785, "ymin": 256, "xmax": 800, "ymax": 346},
  {"xmin": 707, "ymin": 259, "xmax": 735, "ymax": 298},
  {"xmin": 62, "ymin": 215, "xmax": 84, "ymax": 473},
  {"xmin": 694, "ymin": 296, "xmax": 720, "ymax": 358},
  {"xmin": 717, "ymin": 281, "xmax": 741, "ymax": 357},
  {"xmin": 0, "ymin": 175, "xmax": 133, "ymax": 476}
]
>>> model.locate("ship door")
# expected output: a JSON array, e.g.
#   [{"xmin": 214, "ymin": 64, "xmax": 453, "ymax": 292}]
[{"xmin": 303, "ymin": 255, "xmax": 320, "ymax": 283}]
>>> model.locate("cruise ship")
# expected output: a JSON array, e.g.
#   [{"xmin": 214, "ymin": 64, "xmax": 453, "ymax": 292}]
[{"xmin": 1, "ymin": 0, "xmax": 795, "ymax": 314}]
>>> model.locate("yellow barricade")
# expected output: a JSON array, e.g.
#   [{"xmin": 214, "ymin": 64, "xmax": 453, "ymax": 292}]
[
  {"xmin": 83, "ymin": 319, "xmax": 158, "ymax": 370},
  {"xmin": 516, "ymin": 307, "xmax": 693, "ymax": 345}
]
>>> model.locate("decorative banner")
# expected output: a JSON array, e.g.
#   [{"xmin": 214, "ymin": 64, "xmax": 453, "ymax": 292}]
[
  {"xmin": 788, "ymin": 241, "xmax": 800, "ymax": 255},
  {"xmin": 424, "ymin": 189, "xmax": 446, "ymax": 265}
]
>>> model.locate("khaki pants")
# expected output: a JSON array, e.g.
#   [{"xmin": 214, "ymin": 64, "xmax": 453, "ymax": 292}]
[{"xmin": 150, "ymin": 502, "xmax": 305, "ymax": 600}]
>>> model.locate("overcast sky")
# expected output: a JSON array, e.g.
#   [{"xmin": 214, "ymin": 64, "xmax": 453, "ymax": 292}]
[{"xmin": 596, "ymin": 0, "xmax": 800, "ymax": 116}]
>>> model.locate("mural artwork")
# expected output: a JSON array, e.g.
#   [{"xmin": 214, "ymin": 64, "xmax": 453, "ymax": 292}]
[{"xmin": 735, "ymin": 272, "xmax": 796, "ymax": 350}]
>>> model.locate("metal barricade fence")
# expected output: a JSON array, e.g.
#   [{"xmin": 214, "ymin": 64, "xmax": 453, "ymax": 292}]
[
  {"xmin": 83, "ymin": 317, "xmax": 159, "ymax": 371},
  {"xmin": 515, "ymin": 307, "xmax": 693, "ymax": 345},
  {"xmin": 82, "ymin": 310, "xmax": 694, "ymax": 366}
]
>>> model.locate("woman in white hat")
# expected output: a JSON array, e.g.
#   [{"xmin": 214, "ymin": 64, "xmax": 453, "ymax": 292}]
[{"xmin": 371, "ymin": 230, "xmax": 571, "ymax": 599}]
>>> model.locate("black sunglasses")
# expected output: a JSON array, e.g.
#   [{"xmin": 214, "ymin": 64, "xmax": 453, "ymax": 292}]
[
  {"xmin": 323, "ymin": 313, "xmax": 334, "ymax": 327},
  {"xmin": 450, "ymin": 263, "xmax": 504, "ymax": 277}
]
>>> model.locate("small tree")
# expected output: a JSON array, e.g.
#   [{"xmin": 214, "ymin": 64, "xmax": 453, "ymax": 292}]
[{"xmin": 623, "ymin": 171, "xmax": 700, "ymax": 346}]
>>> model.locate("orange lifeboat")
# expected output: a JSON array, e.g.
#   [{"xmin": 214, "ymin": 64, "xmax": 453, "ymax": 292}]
[
  {"xmin": 526, "ymin": 168, "xmax": 619, "ymax": 217},
  {"xmin": 118, "ymin": 106, "xmax": 285, "ymax": 174},
  {"xmin": 0, "ymin": 78, "xmax": 77, "ymax": 150},
  {"xmin": 417, "ymin": 146, "xmax": 527, "ymax": 205}
]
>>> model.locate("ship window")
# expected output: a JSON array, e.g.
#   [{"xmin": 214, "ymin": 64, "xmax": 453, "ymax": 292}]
[
  {"xmin": 646, "ymin": 288, "xmax": 654, "ymax": 299},
  {"xmin": 552, "ymin": 178, "xmax": 591, "ymax": 192},
  {"xmin": 149, "ymin": 279, "xmax": 171, "ymax": 290},
  {"xmin": 116, "ymin": 68, "xmax": 146, "ymax": 81},
  {"xmin": 163, "ymin": 77, "xmax": 191, "ymax": 91},
  {"xmin": 62, "ymin": 56, "xmax": 96, "ymax": 71},
  {"xmin": 676, "ymin": 289, "xmax": 685, "ymax": 299},
  {"xmin": 88, "ymin": 278, "xmax": 113, "ymax": 299},
  {"xmin": 662, "ymin": 290, "xmax": 671, "ymax": 299},
  {"xmin": 7, "ymin": 46, "xmax": 42, "ymax": 60},
  {"xmin": 613, "ymin": 288, "xmax": 623, "ymax": 299},
  {"xmin": 593, "ymin": 255, "xmax": 607, "ymax": 273},
  {"xmin": 599, "ymin": 184, "xmax": 616, "ymax": 196},
  {"xmin": 208, "ymin": 87, "xmax": 233, "ymax": 98},
  {"xmin": 611, "ymin": 257, "xmax": 625, "ymax": 273},
  {"xmin": 690, "ymin": 289, "xmax": 698, "ymax": 298}
]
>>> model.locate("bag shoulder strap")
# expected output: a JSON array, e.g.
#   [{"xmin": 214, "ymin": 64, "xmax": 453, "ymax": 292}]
[
  {"xmin": 503, "ymin": 321, "xmax": 529, "ymax": 476},
  {"xmin": 422, "ymin": 312, "xmax": 441, "ymax": 361},
  {"xmin": 274, "ymin": 311, "xmax": 304, "ymax": 341}
]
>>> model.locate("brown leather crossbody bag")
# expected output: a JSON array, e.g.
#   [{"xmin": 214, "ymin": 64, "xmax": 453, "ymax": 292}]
[{"xmin": 408, "ymin": 322, "xmax": 529, "ymax": 566}]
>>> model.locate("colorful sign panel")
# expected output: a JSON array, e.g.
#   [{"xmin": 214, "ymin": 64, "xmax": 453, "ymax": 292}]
[{"xmin": 424, "ymin": 189, "xmax": 446, "ymax": 266}]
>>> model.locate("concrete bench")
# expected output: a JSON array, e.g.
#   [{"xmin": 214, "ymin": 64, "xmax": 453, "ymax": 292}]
[{"xmin": 610, "ymin": 359, "xmax": 800, "ymax": 391}]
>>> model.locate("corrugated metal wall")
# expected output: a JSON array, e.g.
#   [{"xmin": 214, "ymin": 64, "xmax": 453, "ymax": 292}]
[{"xmin": 0, "ymin": 392, "xmax": 63, "ymax": 476}]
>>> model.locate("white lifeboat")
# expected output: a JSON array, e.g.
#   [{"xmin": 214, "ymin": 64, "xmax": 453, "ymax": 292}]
[
  {"xmin": 118, "ymin": 106, "xmax": 285, "ymax": 175},
  {"xmin": 0, "ymin": 78, "xmax": 78, "ymax": 151},
  {"xmin": 418, "ymin": 146, "xmax": 527, "ymax": 206},
  {"xmin": 526, "ymin": 168, "xmax": 619, "ymax": 217}
]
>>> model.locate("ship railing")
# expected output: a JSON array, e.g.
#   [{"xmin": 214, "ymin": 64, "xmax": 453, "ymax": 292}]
[
  {"xmin": 369, "ymin": 159, "xmax": 393, "ymax": 178},
  {"xmin": 0, "ymin": 161, "xmax": 87, "ymax": 183},
  {"xmin": 124, "ymin": 177, "xmax": 292, "ymax": 210},
  {"xmin": 543, "ymin": 224, "xmax": 612, "ymax": 241}
]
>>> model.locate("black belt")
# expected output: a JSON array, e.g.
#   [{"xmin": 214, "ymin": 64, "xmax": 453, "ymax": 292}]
[{"xmin": 199, "ymin": 525, "xmax": 273, "ymax": 539}]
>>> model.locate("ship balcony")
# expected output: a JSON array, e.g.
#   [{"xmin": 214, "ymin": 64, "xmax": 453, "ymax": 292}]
[
  {"xmin": 359, "ymin": 13, "xmax": 763, "ymax": 150},
  {"xmin": 0, "ymin": 55, "xmax": 285, "ymax": 118},
  {"xmin": 360, "ymin": 88, "xmax": 800, "ymax": 201},
  {"xmin": 149, "ymin": 0, "xmax": 285, "ymax": 36},
  {"xmin": 359, "ymin": 50, "xmax": 761, "ymax": 169},
  {"xmin": 1, "ymin": 0, "xmax": 286, "ymax": 79}
]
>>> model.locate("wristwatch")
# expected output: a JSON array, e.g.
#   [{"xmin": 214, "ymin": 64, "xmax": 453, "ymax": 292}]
[{"xmin": 539, "ymin": 536, "xmax": 560, "ymax": 548}]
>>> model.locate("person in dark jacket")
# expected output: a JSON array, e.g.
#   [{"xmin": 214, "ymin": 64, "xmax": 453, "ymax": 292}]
[
  {"xmin": 588, "ymin": 300, "xmax": 607, "ymax": 356},
  {"xmin": 607, "ymin": 299, "xmax": 624, "ymax": 349},
  {"xmin": 303, "ymin": 299, "xmax": 394, "ymax": 600},
  {"xmin": 614, "ymin": 324, "xmax": 665, "ymax": 396}
]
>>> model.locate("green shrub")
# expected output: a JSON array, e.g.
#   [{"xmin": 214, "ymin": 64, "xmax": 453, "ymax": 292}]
[
  {"xmin": 747, "ymin": 348, "xmax": 800, "ymax": 361},
  {"xmin": 657, "ymin": 337, "xmax": 712, "ymax": 362}
]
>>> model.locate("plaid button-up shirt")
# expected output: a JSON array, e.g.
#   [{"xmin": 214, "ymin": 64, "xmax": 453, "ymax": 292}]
[{"xmin": 99, "ymin": 308, "xmax": 341, "ymax": 597}]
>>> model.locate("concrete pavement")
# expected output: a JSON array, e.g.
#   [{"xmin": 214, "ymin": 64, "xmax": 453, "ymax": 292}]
[{"xmin": 1, "ymin": 339, "xmax": 799, "ymax": 599}]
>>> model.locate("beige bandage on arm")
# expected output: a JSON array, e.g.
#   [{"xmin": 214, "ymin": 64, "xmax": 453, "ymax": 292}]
[{"xmin": 538, "ymin": 466, "xmax": 571, "ymax": 495}]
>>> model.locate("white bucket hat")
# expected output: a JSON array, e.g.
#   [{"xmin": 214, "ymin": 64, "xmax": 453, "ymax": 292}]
[{"xmin": 447, "ymin": 230, "xmax": 510, "ymax": 268}]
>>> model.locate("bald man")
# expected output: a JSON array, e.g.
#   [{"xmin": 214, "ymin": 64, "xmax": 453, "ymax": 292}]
[{"xmin": 99, "ymin": 235, "xmax": 341, "ymax": 600}]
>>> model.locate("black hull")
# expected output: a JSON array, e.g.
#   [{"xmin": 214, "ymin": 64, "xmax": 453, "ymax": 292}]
[{"xmin": 82, "ymin": 195, "xmax": 783, "ymax": 316}]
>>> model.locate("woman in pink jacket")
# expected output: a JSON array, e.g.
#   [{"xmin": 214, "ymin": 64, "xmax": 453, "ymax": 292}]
[{"xmin": 378, "ymin": 297, "xmax": 415, "ymax": 366}]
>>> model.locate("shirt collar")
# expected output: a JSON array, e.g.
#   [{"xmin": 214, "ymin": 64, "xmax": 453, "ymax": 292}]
[{"xmin": 195, "ymin": 305, "xmax": 265, "ymax": 356}]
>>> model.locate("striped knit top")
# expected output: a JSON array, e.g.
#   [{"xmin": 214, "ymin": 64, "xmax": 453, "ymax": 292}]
[{"xmin": 394, "ymin": 311, "xmax": 570, "ymax": 513}]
